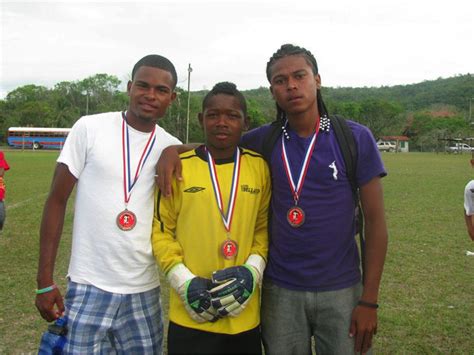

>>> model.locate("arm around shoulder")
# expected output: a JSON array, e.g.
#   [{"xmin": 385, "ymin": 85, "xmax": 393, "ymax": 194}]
[{"xmin": 156, "ymin": 143, "xmax": 200, "ymax": 197}]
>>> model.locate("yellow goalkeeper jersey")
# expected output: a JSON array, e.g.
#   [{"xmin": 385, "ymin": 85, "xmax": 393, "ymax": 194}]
[{"xmin": 152, "ymin": 146, "xmax": 271, "ymax": 334}]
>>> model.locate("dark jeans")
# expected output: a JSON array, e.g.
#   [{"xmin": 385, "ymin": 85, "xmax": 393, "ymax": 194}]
[{"xmin": 168, "ymin": 321, "xmax": 262, "ymax": 354}]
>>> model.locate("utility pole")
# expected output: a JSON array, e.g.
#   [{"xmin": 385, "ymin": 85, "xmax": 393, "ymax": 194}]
[
  {"xmin": 86, "ymin": 91, "xmax": 89, "ymax": 116},
  {"xmin": 470, "ymin": 97, "xmax": 473, "ymax": 123},
  {"xmin": 185, "ymin": 64, "xmax": 192, "ymax": 144},
  {"xmin": 175, "ymin": 92, "xmax": 181, "ymax": 140},
  {"xmin": 83, "ymin": 90, "xmax": 89, "ymax": 116}
]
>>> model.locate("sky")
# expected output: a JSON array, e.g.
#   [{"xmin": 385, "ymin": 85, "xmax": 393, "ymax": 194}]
[{"xmin": 1, "ymin": 0, "xmax": 473, "ymax": 99}]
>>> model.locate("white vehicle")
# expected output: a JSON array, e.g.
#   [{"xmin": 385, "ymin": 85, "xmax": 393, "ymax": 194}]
[
  {"xmin": 377, "ymin": 141, "xmax": 396, "ymax": 152},
  {"xmin": 447, "ymin": 143, "xmax": 474, "ymax": 153}
]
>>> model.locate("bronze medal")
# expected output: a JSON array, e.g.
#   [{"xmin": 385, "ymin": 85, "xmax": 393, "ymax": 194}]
[
  {"xmin": 287, "ymin": 206, "xmax": 305, "ymax": 227},
  {"xmin": 221, "ymin": 239, "xmax": 238, "ymax": 259},
  {"xmin": 117, "ymin": 209, "xmax": 137, "ymax": 231}
]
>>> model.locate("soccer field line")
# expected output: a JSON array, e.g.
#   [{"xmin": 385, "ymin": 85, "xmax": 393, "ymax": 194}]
[{"xmin": 8, "ymin": 193, "xmax": 48, "ymax": 210}]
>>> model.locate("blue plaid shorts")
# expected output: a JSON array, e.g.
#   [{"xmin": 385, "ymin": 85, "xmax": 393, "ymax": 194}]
[{"xmin": 63, "ymin": 281, "xmax": 163, "ymax": 353}]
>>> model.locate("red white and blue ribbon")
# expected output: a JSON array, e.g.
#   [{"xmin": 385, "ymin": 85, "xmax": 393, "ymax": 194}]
[
  {"xmin": 206, "ymin": 147, "xmax": 241, "ymax": 233},
  {"xmin": 121, "ymin": 112, "xmax": 156, "ymax": 205},
  {"xmin": 281, "ymin": 118, "xmax": 320, "ymax": 205}
]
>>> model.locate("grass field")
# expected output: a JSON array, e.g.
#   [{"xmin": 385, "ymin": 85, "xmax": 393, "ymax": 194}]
[{"xmin": 0, "ymin": 149, "xmax": 473, "ymax": 354}]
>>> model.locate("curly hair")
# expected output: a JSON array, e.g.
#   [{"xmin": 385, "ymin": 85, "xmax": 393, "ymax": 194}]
[{"xmin": 202, "ymin": 81, "xmax": 247, "ymax": 116}]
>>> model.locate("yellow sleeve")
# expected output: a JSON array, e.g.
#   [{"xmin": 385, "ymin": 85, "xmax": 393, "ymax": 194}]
[
  {"xmin": 151, "ymin": 180, "xmax": 184, "ymax": 275},
  {"xmin": 249, "ymin": 160, "xmax": 271, "ymax": 262}
]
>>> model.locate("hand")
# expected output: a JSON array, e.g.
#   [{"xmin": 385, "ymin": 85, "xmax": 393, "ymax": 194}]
[
  {"xmin": 178, "ymin": 277, "xmax": 219, "ymax": 323},
  {"xmin": 167, "ymin": 263, "xmax": 219, "ymax": 323},
  {"xmin": 349, "ymin": 304, "xmax": 378, "ymax": 354},
  {"xmin": 156, "ymin": 146, "xmax": 183, "ymax": 198},
  {"xmin": 35, "ymin": 288, "xmax": 64, "ymax": 322},
  {"xmin": 210, "ymin": 265, "xmax": 256, "ymax": 317}
]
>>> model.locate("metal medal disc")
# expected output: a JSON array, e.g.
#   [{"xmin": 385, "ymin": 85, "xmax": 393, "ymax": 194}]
[
  {"xmin": 116, "ymin": 209, "xmax": 137, "ymax": 231},
  {"xmin": 221, "ymin": 239, "xmax": 238, "ymax": 259},
  {"xmin": 287, "ymin": 206, "xmax": 305, "ymax": 227}
]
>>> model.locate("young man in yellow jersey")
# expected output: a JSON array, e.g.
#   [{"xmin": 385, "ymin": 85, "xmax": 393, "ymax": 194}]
[{"xmin": 152, "ymin": 82, "xmax": 271, "ymax": 354}]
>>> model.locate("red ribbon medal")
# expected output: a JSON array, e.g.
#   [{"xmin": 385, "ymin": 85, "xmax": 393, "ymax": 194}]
[
  {"xmin": 207, "ymin": 147, "xmax": 241, "ymax": 259},
  {"xmin": 118, "ymin": 112, "xmax": 156, "ymax": 231},
  {"xmin": 281, "ymin": 118, "xmax": 320, "ymax": 227}
]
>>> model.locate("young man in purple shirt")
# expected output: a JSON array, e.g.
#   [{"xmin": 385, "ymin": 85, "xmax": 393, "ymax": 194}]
[{"xmin": 158, "ymin": 44, "xmax": 388, "ymax": 354}]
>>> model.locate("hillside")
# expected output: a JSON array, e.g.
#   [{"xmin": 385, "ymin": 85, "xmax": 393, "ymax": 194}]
[
  {"xmin": 1, "ymin": 74, "xmax": 473, "ymax": 150},
  {"xmin": 241, "ymin": 74, "xmax": 473, "ymax": 117}
]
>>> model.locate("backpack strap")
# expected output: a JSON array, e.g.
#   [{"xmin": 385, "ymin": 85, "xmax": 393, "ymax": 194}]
[
  {"xmin": 329, "ymin": 115, "xmax": 366, "ymax": 283},
  {"xmin": 330, "ymin": 115, "xmax": 358, "ymax": 201},
  {"xmin": 261, "ymin": 120, "xmax": 283, "ymax": 163}
]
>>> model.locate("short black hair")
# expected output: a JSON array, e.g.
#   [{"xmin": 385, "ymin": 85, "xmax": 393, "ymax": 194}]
[
  {"xmin": 266, "ymin": 44, "xmax": 327, "ymax": 122},
  {"xmin": 266, "ymin": 43, "xmax": 318, "ymax": 82},
  {"xmin": 131, "ymin": 54, "xmax": 178, "ymax": 88},
  {"xmin": 202, "ymin": 82, "xmax": 247, "ymax": 116}
]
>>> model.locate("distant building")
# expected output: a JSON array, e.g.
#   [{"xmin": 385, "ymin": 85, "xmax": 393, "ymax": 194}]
[{"xmin": 380, "ymin": 136, "xmax": 410, "ymax": 153}]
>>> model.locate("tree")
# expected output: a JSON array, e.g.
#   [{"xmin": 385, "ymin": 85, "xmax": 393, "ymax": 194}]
[
  {"xmin": 2, "ymin": 85, "xmax": 56, "ymax": 129},
  {"xmin": 247, "ymin": 99, "xmax": 267, "ymax": 129},
  {"xmin": 78, "ymin": 74, "xmax": 124, "ymax": 115}
]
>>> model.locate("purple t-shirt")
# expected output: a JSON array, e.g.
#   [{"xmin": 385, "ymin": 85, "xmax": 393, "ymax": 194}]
[{"xmin": 241, "ymin": 118, "xmax": 386, "ymax": 291}]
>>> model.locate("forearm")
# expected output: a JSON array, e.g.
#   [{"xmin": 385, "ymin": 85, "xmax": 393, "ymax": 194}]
[
  {"xmin": 359, "ymin": 177, "xmax": 388, "ymax": 303},
  {"xmin": 37, "ymin": 198, "xmax": 67, "ymax": 288},
  {"xmin": 175, "ymin": 143, "xmax": 200, "ymax": 154},
  {"xmin": 465, "ymin": 213, "xmax": 474, "ymax": 241},
  {"xmin": 360, "ymin": 217, "xmax": 388, "ymax": 303}
]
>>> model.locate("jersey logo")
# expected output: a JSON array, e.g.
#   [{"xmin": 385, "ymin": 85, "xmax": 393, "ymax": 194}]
[
  {"xmin": 241, "ymin": 185, "xmax": 260, "ymax": 194},
  {"xmin": 184, "ymin": 187, "xmax": 206, "ymax": 193},
  {"xmin": 329, "ymin": 161, "xmax": 338, "ymax": 180}
]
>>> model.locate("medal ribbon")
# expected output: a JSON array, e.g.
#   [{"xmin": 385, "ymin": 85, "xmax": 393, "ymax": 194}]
[
  {"xmin": 207, "ymin": 147, "xmax": 241, "ymax": 232},
  {"xmin": 281, "ymin": 118, "xmax": 320, "ymax": 205},
  {"xmin": 121, "ymin": 112, "xmax": 157, "ymax": 205}
]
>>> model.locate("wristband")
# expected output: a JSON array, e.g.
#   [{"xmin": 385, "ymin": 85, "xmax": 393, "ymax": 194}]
[
  {"xmin": 36, "ymin": 284, "xmax": 57, "ymax": 295},
  {"xmin": 358, "ymin": 300, "xmax": 379, "ymax": 309}
]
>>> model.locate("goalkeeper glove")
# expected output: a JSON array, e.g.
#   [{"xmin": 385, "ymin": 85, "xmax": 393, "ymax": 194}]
[
  {"xmin": 167, "ymin": 263, "xmax": 219, "ymax": 323},
  {"xmin": 210, "ymin": 254, "xmax": 265, "ymax": 317}
]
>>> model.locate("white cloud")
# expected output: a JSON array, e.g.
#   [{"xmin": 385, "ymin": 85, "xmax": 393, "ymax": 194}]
[{"xmin": 1, "ymin": 0, "xmax": 473, "ymax": 98}]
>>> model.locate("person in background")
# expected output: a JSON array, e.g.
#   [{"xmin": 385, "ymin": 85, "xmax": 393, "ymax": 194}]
[
  {"xmin": 152, "ymin": 82, "xmax": 270, "ymax": 354},
  {"xmin": 0, "ymin": 151, "xmax": 10, "ymax": 232},
  {"xmin": 35, "ymin": 54, "xmax": 181, "ymax": 353},
  {"xmin": 463, "ymin": 152, "xmax": 474, "ymax": 241}
]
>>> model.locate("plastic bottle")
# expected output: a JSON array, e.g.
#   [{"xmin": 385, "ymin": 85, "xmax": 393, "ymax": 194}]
[{"xmin": 38, "ymin": 317, "xmax": 68, "ymax": 354}]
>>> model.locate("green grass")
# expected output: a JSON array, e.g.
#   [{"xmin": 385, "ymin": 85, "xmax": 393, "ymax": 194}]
[{"xmin": 0, "ymin": 150, "xmax": 473, "ymax": 354}]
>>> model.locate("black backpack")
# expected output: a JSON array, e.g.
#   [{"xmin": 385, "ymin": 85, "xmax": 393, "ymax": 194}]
[{"xmin": 261, "ymin": 115, "xmax": 366, "ymax": 281}]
